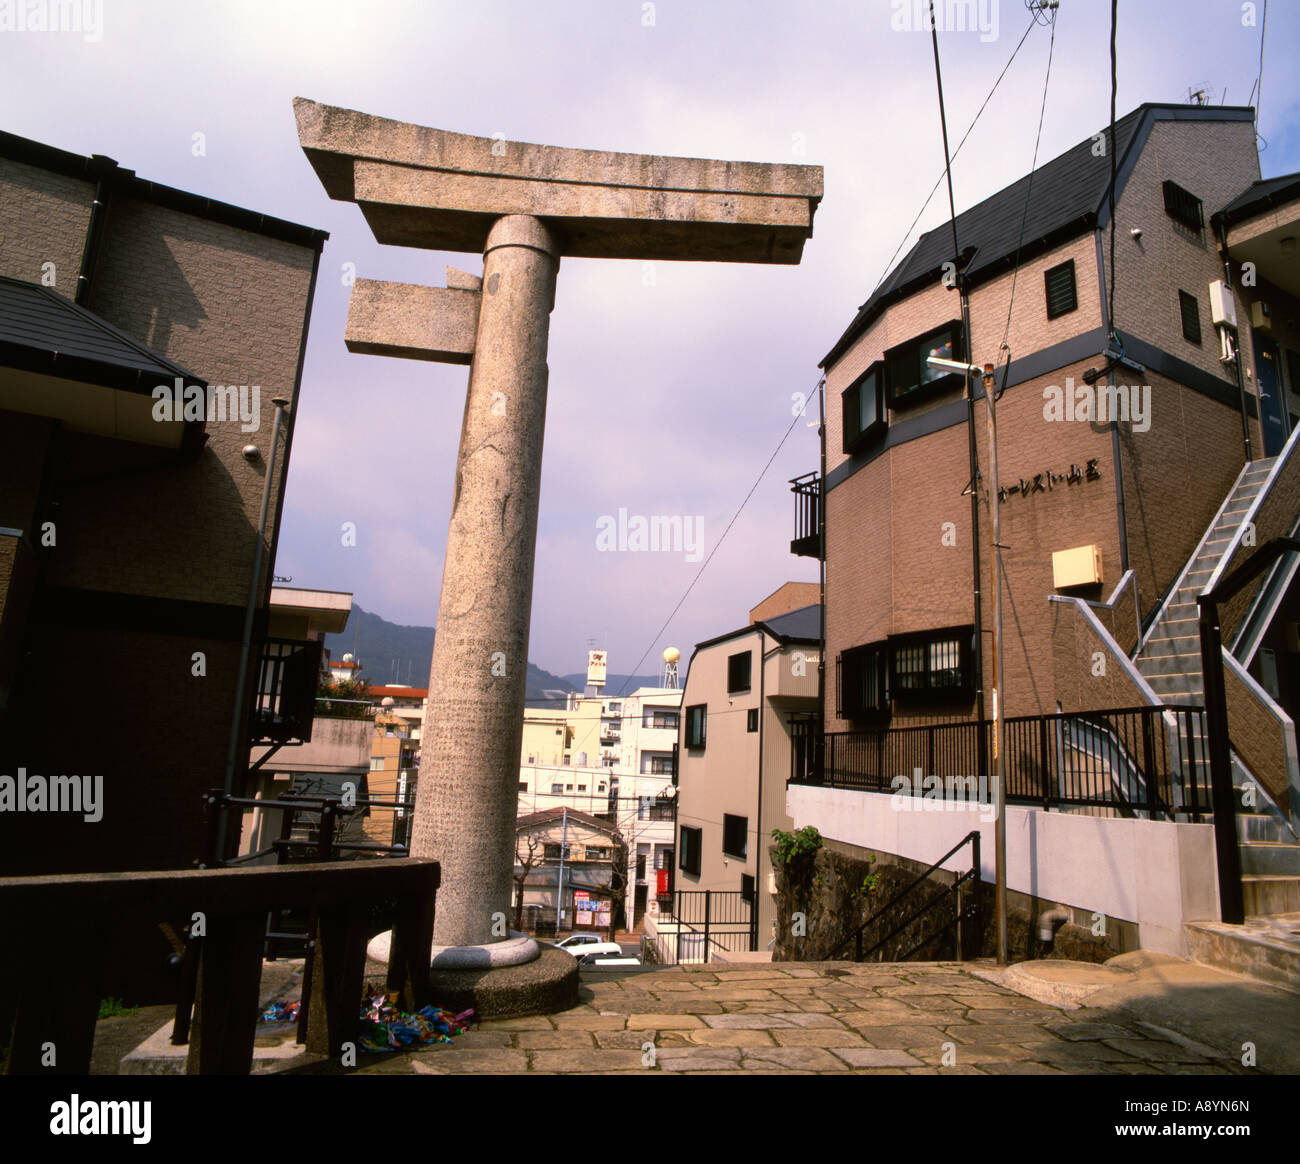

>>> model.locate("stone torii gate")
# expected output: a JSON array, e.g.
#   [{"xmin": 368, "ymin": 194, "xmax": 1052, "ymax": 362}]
[{"xmin": 295, "ymin": 99, "xmax": 821, "ymax": 991}]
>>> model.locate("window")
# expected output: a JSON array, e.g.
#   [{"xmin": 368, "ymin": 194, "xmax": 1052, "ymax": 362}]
[
  {"xmin": 369, "ymin": 757, "xmax": 385, "ymax": 770},
  {"xmin": 889, "ymin": 627, "xmax": 974, "ymax": 704},
  {"xmin": 565, "ymin": 784, "xmax": 573, "ymax": 792},
  {"xmin": 518, "ymin": 781, "xmax": 528, "ymax": 791},
  {"xmin": 544, "ymin": 843, "xmax": 564, "ymax": 860},
  {"xmin": 842, "ymin": 361, "xmax": 886, "ymax": 453},
  {"xmin": 644, "ymin": 754, "xmax": 674, "ymax": 775},
  {"xmin": 746, "ymin": 708, "xmax": 758, "ymax": 732},
  {"xmin": 727, "ymin": 650, "xmax": 752, "ymax": 693},
  {"xmin": 636, "ymin": 854, "xmax": 647, "ymax": 880},
  {"xmin": 741, "ymin": 874, "xmax": 756, "ymax": 903},
  {"xmin": 607, "ymin": 702, "xmax": 621, "ymax": 714},
  {"xmin": 1163, "ymin": 179, "xmax": 1204, "ymax": 231},
  {"xmin": 885, "ymin": 320, "xmax": 964, "ymax": 408},
  {"xmin": 1044, "ymin": 260, "xmax": 1078, "ymax": 319},
  {"xmin": 551, "ymin": 783, "xmax": 563, "ymax": 794},
  {"xmin": 679, "ymin": 825, "xmax": 702, "ymax": 875},
  {"xmin": 722, "ymin": 814, "xmax": 748, "ymax": 860},
  {"xmin": 685, "ymin": 704, "xmax": 707, "ymax": 749},
  {"xmin": 577, "ymin": 784, "xmax": 586, "ymax": 792},
  {"xmin": 643, "ymin": 709, "xmax": 679, "ymax": 729},
  {"xmin": 587, "ymin": 846, "xmax": 610, "ymax": 860},
  {"xmin": 837, "ymin": 642, "xmax": 889, "ymax": 721},
  {"xmin": 1179, "ymin": 290, "xmax": 1202, "ymax": 344}
]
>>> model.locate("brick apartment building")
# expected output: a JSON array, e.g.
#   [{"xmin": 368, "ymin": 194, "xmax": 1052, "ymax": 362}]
[
  {"xmin": 0, "ymin": 129, "xmax": 327, "ymax": 881},
  {"xmin": 786, "ymin": 102, "xmax": 1300, "ymax": 959}
]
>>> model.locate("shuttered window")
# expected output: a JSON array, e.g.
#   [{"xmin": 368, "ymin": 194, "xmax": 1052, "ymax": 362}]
[
  {"xmin": 1163, "ymin": 180, "xmax": 1204, "ymax": 231},
  {"xmin": 1044, "ymin": 260, "xmax": 1077, "ymax": 319},
  {"xmin": 1179, "ymin": 290, "xmax": 1202, "ymax": 344}
]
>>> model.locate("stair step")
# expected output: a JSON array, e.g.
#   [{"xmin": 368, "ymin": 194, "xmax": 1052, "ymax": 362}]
[
  {"xmin": 1242, "ymin": 878, "xmax": 1300, "ymax": 918},
  {"xmin": 1241, "ymin": 844, "xmax": 1300, "ymax": 877},
  {"xmin": 1184, "ymin": 913, "xmax": 1300, "ymax": 993}
]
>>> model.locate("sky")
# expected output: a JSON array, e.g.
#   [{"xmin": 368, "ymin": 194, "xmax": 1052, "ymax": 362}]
[{"xmin": 2, "ymin": 0, "xmax": 1296, "ymax": 681}]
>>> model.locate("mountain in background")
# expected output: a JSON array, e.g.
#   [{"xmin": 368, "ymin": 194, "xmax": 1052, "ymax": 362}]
[{"xmin": 324, "ymin": 604, "xmax": 577, "ymax": 703}]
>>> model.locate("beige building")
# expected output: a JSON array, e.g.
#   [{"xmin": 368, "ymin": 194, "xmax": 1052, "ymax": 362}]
[
  {"xmin": 674, "ymin": 595, "xmax": 821, "ymax": 952},
  {"xmin": 513, "ymin": 807, "xmax": 623, "ymax": 936}
]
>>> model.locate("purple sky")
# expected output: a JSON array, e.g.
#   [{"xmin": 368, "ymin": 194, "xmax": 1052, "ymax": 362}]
[{"xmin": 3, "ymin": 0, "xmax": 1296, "ymax": 678}]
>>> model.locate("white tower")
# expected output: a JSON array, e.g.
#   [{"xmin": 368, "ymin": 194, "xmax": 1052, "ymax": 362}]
[{"xmin": 661, "ymin": 646, "xmax": 680, "ymax": 690}]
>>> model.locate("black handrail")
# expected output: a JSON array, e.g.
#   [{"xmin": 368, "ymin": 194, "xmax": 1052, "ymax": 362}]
[{"xmin": 834, "ymin": 830, "xmax": 981, "ymax": 962}]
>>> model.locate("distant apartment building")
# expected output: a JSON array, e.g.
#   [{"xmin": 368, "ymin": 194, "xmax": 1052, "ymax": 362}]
[
  {"xmin": 786, "ymin": 103, "xmax": 1300, "ymax": 957},
  {"xmin": 0, "ymin": 128, "xmax": 326, "ymax": 878},
  {"xmin": 674, "ymin": 588, "xmax": 821, "ymax": 950}
]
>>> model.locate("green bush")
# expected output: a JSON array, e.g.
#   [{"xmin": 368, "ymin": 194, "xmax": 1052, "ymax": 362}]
[{"xmin": 771, "ymin": 825, "xmax": 822, "ymax": 866}]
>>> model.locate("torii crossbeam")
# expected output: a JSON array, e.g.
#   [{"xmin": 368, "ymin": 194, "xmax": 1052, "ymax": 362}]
[{"xmin": 295, "ymin": 98, "xmax": 822, "ymax": 978}]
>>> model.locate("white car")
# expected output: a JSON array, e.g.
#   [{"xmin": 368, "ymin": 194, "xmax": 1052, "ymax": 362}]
[{"xmin": 553, "ymin": 934, "xmax": 623, "ymax": 959}]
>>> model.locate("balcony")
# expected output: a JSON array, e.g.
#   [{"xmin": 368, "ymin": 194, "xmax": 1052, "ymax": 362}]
[
  {"xmin": 789, "ymin": 471, "xmax": 821, "ymax": 559},
  {"xmin": 252, "ymin": 637, "xmax": 324, "ymax": 744}
]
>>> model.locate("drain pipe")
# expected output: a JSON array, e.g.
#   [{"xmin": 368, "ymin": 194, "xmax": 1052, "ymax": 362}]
[
  {"xmin": 1038, "ymin": 907, "xmax": 1069, "ymax": 949},
  {"xmin": 216, "ymin": 396, "xmax": 290, "ymax": 862}
]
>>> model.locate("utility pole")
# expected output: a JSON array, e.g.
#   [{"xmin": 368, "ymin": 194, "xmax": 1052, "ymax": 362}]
[
  {"xmin": 929, "ymin": 357, "xmax": 1008, "ymax": 965},
  {"xmin": 555, "ymin": 805, "xmax": 569, "ymax": 937}
]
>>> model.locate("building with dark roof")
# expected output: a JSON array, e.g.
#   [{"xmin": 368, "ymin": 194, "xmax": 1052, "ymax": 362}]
[
  {"xmin": 784, "ymin": 101, "xmax": 1300, "ymax": 961},
  {"xmin": 674, "ymin": 589, "xmax": 822, "ymax": 948},
  {"xmin": 0, "ymin": 125, "xmax": 328, "ymax": 924}
]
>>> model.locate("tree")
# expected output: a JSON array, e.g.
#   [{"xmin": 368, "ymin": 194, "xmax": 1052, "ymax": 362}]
[
  {"xmin": 315, "ymin": 670, "xmax": 371, "ymax": 719},
  {"xmin": 513, "ymin": 831, "xmax": 545, "ymax": 930}
]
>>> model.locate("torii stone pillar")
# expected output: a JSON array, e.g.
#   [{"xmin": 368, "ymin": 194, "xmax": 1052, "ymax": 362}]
[{"xmin": 295, "ymin": 99, "xmax": 822, "ymax": 986}]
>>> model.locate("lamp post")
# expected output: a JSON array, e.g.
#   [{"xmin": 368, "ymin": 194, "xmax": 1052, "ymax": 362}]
[{"xmin": 929, "ymin": 356, "xmax": 1007, "ymax": 965}]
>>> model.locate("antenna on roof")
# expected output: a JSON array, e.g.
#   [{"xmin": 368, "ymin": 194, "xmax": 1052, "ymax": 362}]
[{"xmin": 1185, "ymin": 85, "xmax": 1215, "ymax": 106}]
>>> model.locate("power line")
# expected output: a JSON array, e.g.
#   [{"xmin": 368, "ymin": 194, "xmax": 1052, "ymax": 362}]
[
  {"xmin": 1001, "ymin": 3, "xmax": 1060, "ymax": 353},
  {"xmin": 615, "ymin": 374, "xmax": 825, "ymax": 697},
  {"xmin": 866, "ymin": 10, "xmax": 1042, "ymax": 305}
]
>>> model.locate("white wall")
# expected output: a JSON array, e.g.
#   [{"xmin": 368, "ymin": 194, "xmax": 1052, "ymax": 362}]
[{"xmin": 787, "ymin": 785, "xmax": 1220, "ymax": 956}]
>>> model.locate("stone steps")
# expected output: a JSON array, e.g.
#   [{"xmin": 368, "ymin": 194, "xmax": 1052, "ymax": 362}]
[{"xmin": 1185, "ymin": 912, "xmax": 1300, "ymax": 994}]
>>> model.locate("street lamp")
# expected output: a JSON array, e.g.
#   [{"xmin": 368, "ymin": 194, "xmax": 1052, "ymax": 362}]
[{"xmin": 928, "ymin": 355, "xmax": 1008, "ymax": 966}]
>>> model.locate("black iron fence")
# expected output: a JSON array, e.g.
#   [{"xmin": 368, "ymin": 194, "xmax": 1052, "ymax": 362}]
[
  {"xmin": 800, "ymin": 705, "xmax": 1211, "ymax": 820},
  {"xmin": 654, "ymin": 889, "xmax": 757, "ymax": 964},
  {"xmin": 789, "ymin": 471, "xmax": 821, "ymax": 557}
]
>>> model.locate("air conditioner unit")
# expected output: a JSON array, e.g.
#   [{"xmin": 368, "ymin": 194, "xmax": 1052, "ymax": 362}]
[
  {"xmin": 1052, "ymin": 544, "xmax": 1104, "ymax": 588},
  {"xmin": 1208, "ymin": 280, "xmax": 1237, "ymax": 327},
  {"xmin": 1251, "ymin": 301, "xmax": 1272, "ymax": 331}
]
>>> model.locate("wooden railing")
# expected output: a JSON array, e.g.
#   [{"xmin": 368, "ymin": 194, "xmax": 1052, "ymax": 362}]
[{"xmin": 0, "ymin": 859, "xmax": 439, "ymax": 1075}]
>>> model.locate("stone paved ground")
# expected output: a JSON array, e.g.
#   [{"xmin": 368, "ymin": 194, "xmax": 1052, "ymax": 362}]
[{"xmin": 351, "ymin": 961, "xmax": 1257, "ymax": 1075}]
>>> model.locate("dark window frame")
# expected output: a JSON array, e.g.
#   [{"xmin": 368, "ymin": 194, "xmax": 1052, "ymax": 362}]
[
  {"xmin": 722, "ymin": 813, "xmax": 748, "ymax": 860},
  {"xmin": 1162, "ymin": 179, "xmax": 1204, "ymax": 232},
  {"xmin": 884, "ymin": 319, "xmax": 965, "ymax": 410},
  {"xmin": 842, "ymin": 360, "xmax": 887, "ymax": 454},
  {"xmin": 836, "ymin": 641, "xmax": 890, "ymax": 722},
  {"xmin": 727, "ymin": 650, "xmax": 753, "ymax": 694},
  {"xmin": 679, "ymin": 825, "xmax": 702, "ymax": 875},
  {"xmin": 1179, "ymin": 289, "xmax": 1203, "ymax": 345},
  {"xmin": 888, "ymin": 626, "xmax": 975, "ymax": 706},
  {"xmin": 1043, "ymin": 259, "xmax": 1078, "ymax": 320},
  {"xmin": 684, "ymin": 704, "xmax": 707, "ymax": 750}
]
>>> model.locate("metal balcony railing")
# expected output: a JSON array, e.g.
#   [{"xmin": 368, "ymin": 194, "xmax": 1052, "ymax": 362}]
[{"xmin": 789, "ymin": 471, "xmax": 822, "ymax": 559}]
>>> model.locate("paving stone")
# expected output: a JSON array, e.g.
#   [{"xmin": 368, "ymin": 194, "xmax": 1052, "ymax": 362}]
[
  {"xmin": 962, "ymin": 1008, "xmax": 1058, "ymax": 1024},
  {"xmin": 416, "ymin": 1049, "xmax": 529, "ymax": 1072},
  {"xmin": 625, "ymin": 1013, "xmax": 704, "ymax": 1029},
  {"xmin": 783, "ymin": 968, "xmax": 824, "ymax": 978},
  {"xmin": 649, "ymin": 980, "xmax": 706, "ymax": 993},
  {"xmin": 514, "ymin": 1030, "xmax": 597, "ymax": 1050},
  {"xmin": 837, "ymin": 1003, "xmax": 930, "ymax": 1027},
  {"xmin": 1030, "ymin": 1040, "xmax": 1141, "ymax": 1064},
  {"xmin": 832, "ymin": 1047, "xmax": 922, "ymax": 1068},
  {"xmin": 594, "ymin": 1029, "xmax": 659, "ymax": 1050},
  {"xmin": 530, "ymin": 1049, "xmax": 648, "ymax": 1072},
  {"xmin": 854, "ymin": 1025, "xmax": 952, "ymax": 1049},
  {"xmin": 962, "ymin": 993, "xmax": 1048, "ymax": 1009},
  {"xmin": 772, "ymin": 1027, "xmax": 867, "ymax": 1048},
  {"xmin": 702, "ymin": 1013, "xmax": 796, "ymax": 1029},
  {"xmin": 484, "ymin": 1016, "xmax": 554, "ymax": 1031},
  {"xmin": 910, "ymin": 1043, "xmax": 1037, "ymax": 1066},
  {"xmin": 709, "ymin": 970, "xmax": 796, "ymax": 981},
  {"xmin": 551, "ymin": 1013, "xmax": 628, "ymax": 1030},
  {"xmin": 658, "ymin": 1060, "xmax": 764, "ymax": 1073},
  {"xmin": 688, "ymin": 1028, "xmax": 779, "ymax": 1048},
  {"xmin": 1043, "ymin": 1021, "xmax": 1136, "ymax": 1041},
  {"xmin": 948, "ymin": 1024, "xmax": 1065, "ymax": 1045},
  {"xmin": 696, "ymin": 987, "xmax": 782, "ymax": 1001},
  {"xmin": 656, "ymin": 1043, "xmax": 741, "ymax": 1061},
  {"xmin": 979, "ymin": 1060, "xmax": 1067, "ymax": 1075},
  {"xmin": 740, "ymin": 1045, "xmax": 850, "ymax": 1071},
  {"xmin": 446, "ymin": 1030, "xmax": 515, "ymax": 1049},
  {"xmin": 774, "ymin": 999, "xmax": 834, "ymax": 1013},
  {"xmin": 768, "ymin": 1012, "xmax": 848, "ymax": 1029},
  {"xmin": 1102, "ymin": 1038, "xmax": 1209, "ymax": 1063}
]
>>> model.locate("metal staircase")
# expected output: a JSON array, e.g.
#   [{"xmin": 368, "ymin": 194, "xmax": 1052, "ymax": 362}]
[{"xmin": 1135, "ymin": 457, "xmax": 1300, "ymax": 919}]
